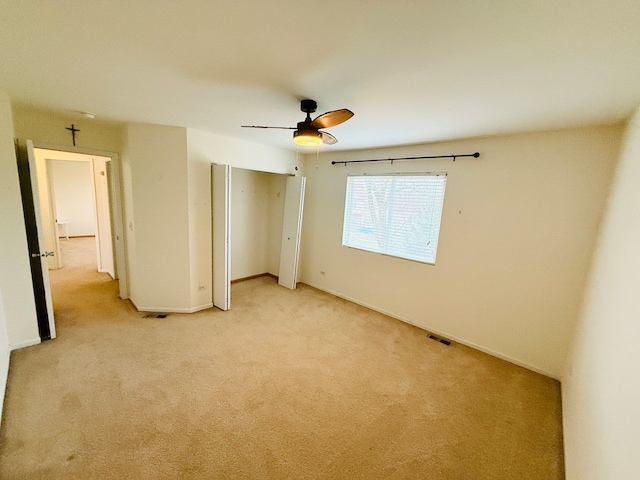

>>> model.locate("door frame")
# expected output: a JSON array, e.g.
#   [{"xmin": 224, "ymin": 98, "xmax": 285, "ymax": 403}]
[
  {"xmin": 211, "ymin": 166, "xmax": 306, "ymax": 309},
  {"xmin": 30, "ymin": 141, "xmax": 128, "ymax": 300},
  {"xmin": 44, "ymin": 158, "xmax": 63, "ymax": 270}
]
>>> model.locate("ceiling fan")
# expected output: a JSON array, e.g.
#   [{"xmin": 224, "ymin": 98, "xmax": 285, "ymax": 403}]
[{"xmin": 242, "ymin": 99, "xmax": 354, "ymax": 147}]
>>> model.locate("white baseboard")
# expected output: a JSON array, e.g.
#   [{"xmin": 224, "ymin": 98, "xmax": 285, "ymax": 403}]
[
  {"xmin": 301, "ymin": 281, "xmax": 558, "ymax": 380},
  {"xmin": 129, "ymin": 297, "xmax": 213, "ymax": 314},
  {"xmin": 183, "ymin": 303, "xmax": 214, "ymax": 313},
  {"xmin": 0, "ymin": 348, "xmax": 9, "ymax": 430}
]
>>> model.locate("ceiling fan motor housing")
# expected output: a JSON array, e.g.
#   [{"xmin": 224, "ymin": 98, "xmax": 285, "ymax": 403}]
[{"xmin": 300, "ymin": 99, "xmax": 317, "ymax": 114}]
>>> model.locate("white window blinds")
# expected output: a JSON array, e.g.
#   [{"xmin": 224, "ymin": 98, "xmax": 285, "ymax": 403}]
[{"xmin": 342, "ymin": 173, "xmax": 447, "ymax": 264}]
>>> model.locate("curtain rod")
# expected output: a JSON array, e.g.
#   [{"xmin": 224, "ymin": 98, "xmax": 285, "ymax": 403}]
[{"xmin": 331, "ymin": 152, "xmax": 479, "ymax": 166}]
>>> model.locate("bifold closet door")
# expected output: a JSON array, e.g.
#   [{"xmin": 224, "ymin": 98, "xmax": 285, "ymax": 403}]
[
  {"xmin": 212, "ymin": 163, "xmax": 231, "ymax": 311},
  {"xmin": 278, "ymin": 176, "xmax": 306, "ymax": 290}
]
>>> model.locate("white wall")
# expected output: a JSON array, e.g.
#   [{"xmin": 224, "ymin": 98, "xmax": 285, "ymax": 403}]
[
  {"xmin": 186, "ymin": 128, "xmax": 297, "ymax": 302},
  {"xmin": 187, "ymin": 129, "xmax": 299, "ymax": 175},
  {"xmin": 231, "ymin": 168, "xmax": 270, "ymax": 280},
  {"xmin": 185, "ymin": 130, "xmax": 215, "ymax": 310},
  {"xmin": 12, "ymin": 108, "xmax": 124, "ymax": 277},
  {"xmin": 50, "ymin": 160, "xmax": 97, "ymax": 237},
  {"xmin": 122, "ymin": 123, "xmax": 192, "ymax": 312},
  {"xmin": 0, "ymin": 91, "xmax": 40, "ymax": 352},
  {"xmin": 562, "ymin": 109, "xmax": 640, "ymax": 479},
  {"xmin": 230, "ymin": 169, "xmax": 288, "ymax": 280},
  {"xmin": 300, "ymin": 125, "xmax": 622, "ymax": 378},
  {"xmin": 0, "ymin": 92, "xmax": 20, "ymax": 423},
  {"xmin": 118, "ymin": 125, "xmax": 297, "ymax": 313},
  {"xmin": 12, "ymin": 107, "xmax": 123, "ymax": 153}
]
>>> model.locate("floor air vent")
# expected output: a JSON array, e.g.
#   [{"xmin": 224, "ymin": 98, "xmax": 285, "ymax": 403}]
[
  {"xmin": 143, "ymin": 313, "xmax": 168, "ymax": 319},
  {"xmin": 428, "ymin": 333, "xmax": 452, "ymax": 346}
]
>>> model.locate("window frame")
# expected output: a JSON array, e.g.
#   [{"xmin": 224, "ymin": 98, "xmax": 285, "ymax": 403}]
[{"xmin": 341, "ymin": 172, "xmax": 447, "ymax": 265}]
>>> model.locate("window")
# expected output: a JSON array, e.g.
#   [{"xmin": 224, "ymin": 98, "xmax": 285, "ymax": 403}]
[{"xmin": 342, "ymin": 173, "xmax": 447, "ymax": 264}]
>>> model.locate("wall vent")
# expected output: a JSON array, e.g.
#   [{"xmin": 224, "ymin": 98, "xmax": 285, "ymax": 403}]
[{"xmin": 428, "ymin": 333, "xmax": 452, "ymax": 346}]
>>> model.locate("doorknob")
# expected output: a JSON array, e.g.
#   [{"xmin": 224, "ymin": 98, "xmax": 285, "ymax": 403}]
[{"xmin": 31, "ymin": 252, "xmax": 54, "ymax": 258}]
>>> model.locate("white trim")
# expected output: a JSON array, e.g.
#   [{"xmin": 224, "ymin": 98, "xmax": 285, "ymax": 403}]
[
  {"xmin": 0, "ymin": 349, "xmax": 9, "ymax": 430},
  {"xmin": 45, "ymin": 158, "xmax": 62, "ymax": 270},
  {"xmin": 129, "ymin": 297, "xmax": 214, "ymax": 314},
  {"xmin": 107, "ymin": 152, "xmax": 128, "ymax": 299},
  {"xmin": 302, "ymin": 281, "xmax": 559, "ymax": 380},
  {"xmin": 186, "ymin": 303, "xmax": 214, "ymax": 313},
  {"xmin": 9, "ymin": 337, "xmax": 41, "ymax": 351}
]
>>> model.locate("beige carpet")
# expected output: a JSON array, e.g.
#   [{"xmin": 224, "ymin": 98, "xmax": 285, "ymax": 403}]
[{"xmin": 0, "ymin": 237, "xmax": 565, "ymax": 479}]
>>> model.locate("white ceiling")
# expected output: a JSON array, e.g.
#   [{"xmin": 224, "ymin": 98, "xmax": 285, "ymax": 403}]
[{"xmin": 1, "ymin": 1, "xmax": 639, "ymax": 151}]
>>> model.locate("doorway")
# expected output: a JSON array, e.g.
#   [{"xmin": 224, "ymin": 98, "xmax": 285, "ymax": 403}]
[
  {"xmin": 29, "ymin": 145, "xmax": 127, "ymax": 298},
  {"xmin": 211, "ymin": 165, "xmax": 305, "ymax": 311},
  {"xmin": 43, "ymin": 153, "xmax": 114, "ymax": 277},
  {"xmin": 19, "ymin": 140, "xmax": 128, "ymax": 341}
]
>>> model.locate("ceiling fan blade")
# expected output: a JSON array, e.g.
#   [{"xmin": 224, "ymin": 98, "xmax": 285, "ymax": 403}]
[
  {"xmin": 310, "ymin": 109, "xmax": 354, "ymax": 129},
  {"xmin": 241, "ymin": 125, "xmax": 296, "ymax": 130},
  {"xmin": 321, "ymin": 131, "xmax": 338, "ymax": 145}
]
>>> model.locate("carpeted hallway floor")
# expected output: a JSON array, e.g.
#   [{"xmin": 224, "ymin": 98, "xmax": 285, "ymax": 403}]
[{"xmin": 0, "ymin": 237, "xmax": 565, "ymax": 479}]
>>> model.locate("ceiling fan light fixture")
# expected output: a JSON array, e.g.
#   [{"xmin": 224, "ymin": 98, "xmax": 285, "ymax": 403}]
[
  {"xmin": 293, "ymin": 129, "xmax": 322, "ymax": 146},
  {"xmin": 242, "ymin": 99, "xmax": 352, "ymax": 147}
]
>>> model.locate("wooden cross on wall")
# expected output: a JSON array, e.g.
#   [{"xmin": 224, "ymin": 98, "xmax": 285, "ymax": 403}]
[{"xmin": 66, "ymin": 124, "xmax": 80, "ymax": 146}]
